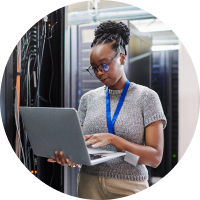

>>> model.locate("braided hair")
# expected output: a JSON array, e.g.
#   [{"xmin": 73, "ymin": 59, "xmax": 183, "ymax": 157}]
[{"xmin": 91, "ymin": 20, "xmax": 130, "ymax": 55}]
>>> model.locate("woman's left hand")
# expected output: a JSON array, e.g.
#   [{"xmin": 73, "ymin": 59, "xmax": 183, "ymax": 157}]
[{"xmin": 85, "ymin": 133, "xmax": 114, "ymax": 148}]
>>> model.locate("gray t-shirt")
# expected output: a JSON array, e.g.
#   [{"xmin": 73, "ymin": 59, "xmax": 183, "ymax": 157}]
[{"xmin": 77, "ymin": 82, "xmax": 167, "ymax": 181}]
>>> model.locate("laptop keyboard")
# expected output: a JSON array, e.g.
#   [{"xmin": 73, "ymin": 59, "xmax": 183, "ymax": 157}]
[{"xmin": 89, "ymin": 154, "xmax": 105, "ymax": 160}]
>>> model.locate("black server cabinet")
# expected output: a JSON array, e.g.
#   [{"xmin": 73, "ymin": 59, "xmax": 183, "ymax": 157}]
[
  {"xmin": 126, "ymin": 22, "xmax": 152, "ymax": 185},
  {"xmin": 36, "ymin": 8, "xmax": 65, "ymax": 193},
  {"xmin": 127, "ymin": 21, "xmax": 152, "ymax": 88},
  {"xmin": 151, "ymin": 50, "xmax": 178, "ymax": 178},
  {"xmin": 4, "ymin": 8, "xmax": 67, "ymax": 193},
  {"xmin": 76, "ymin": 23, "xmax": 104, "ymax": 109}
]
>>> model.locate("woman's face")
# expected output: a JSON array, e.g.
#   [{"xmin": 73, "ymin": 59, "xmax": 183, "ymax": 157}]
[{"xmin": 90, "ymin": 44, "xmax": 126, "ymax": 89}]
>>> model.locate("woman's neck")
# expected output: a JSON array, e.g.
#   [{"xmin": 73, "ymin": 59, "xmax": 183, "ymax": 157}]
[{"xmin": 108, "ymin": 75, "xmax": 127, "ymax": 90}]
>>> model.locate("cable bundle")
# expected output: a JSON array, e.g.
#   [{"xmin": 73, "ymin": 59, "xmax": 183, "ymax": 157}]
[{"xmin": 15, "ymin": 12, "xmax": 58, "ymax": 177}]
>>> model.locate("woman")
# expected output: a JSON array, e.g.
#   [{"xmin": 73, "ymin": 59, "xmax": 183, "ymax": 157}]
[{"xmin": 48, "ymin": 20, "xmax": 167, "ymax": 199}]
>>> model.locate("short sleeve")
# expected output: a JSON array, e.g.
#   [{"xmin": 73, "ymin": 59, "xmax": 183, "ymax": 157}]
[
  {"xmin": 142, "ymin": 88, "xmax": 167, "ymax": 129},
  {"xmin": 77, "ymin": 93, "xmax": 88, "ymax": 126}
]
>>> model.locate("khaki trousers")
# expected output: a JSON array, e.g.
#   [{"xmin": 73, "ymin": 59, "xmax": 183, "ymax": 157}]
[{"xmin": 78, "ymin": 172, "xmax": 149, "ymax": 200}]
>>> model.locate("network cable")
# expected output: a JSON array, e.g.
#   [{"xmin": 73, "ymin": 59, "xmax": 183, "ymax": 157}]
[
  {"xmin": 14, "ymin": 39, "xmax": 35, "ymax": 171},
  {"xmin": 33, "ymin": 14, "xmax": 57, "ymax": 107},
  {"xmin": 27, "ymin": 41, "xmax": 44, "ymax": 91},
  {"xmin": 45, "ymin": 11, "xmax": 58, "ymax": 40},
  {"xmin": 34, "ymin": 17, "xmax": 47, "ymax": 106},
  {"xmin": 22, "ymin": 39, "xmax": 37, "ymax": 61},
  {"xmin": 21, "ymin": 53, "xmax": 37, "ymax": 106},
  {"xmin": 22, "ymin": 24, "xmax": 44, "ymax": 107},
  {"xmin": 48, "ymin": 39, "xmax": 54, "ymax": 107},
  {"xmin": 26, "ymin": 55, "xmax": 36, "ymax": 106},
  {"xmin": 15, "ymin": 37, "xmax": 33, "ymax": 169},
  {"xmin": 14, "ymin": 89, "xmax": 26, "ymax": 165},
  {"xmin": 35, "ymin": 14, "xmax": 58, "ymax": 106},
  {"xmin": 18, "ymin": 13, "xmax": 58, "ymax": 180}
]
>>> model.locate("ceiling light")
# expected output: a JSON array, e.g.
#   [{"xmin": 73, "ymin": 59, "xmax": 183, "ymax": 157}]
[
  {"xmin": 130, "ymin": 19, "xmax": 171, "ymax": 32},
  {"xmin": 151, "ymin": 45, "xmax": 179, "ymax": 51}
]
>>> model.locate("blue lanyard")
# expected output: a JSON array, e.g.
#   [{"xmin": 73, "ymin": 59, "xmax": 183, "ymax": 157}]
[{"xmin": 106, "ymin": 80, "xmax": 130, "ymax": 134}]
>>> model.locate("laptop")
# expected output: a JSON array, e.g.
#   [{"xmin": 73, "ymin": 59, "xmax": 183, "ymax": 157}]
[{"xmin": 19, "ymin": 107, "xmax": 126, "ymax": 166}]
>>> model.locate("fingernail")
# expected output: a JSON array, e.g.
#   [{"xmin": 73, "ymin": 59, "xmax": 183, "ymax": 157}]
[
  {"xmin": 60, "ymin": 152, "xmax": 63, "ymax": 155},
  {"xmin": 55, "ymin": 151, "xmax": 57, "ymax": 154}
]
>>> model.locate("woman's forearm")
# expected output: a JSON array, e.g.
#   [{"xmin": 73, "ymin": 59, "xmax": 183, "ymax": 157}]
[{"xmin": 111, "ymin": 134, "xmax": 162, "ymax": 168}]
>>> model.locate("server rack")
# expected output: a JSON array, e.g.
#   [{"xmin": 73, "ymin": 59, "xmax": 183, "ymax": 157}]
[
  {"xmin": 151, "ymin": 50, "xmax": 178, "ymax": 178},
  {"xmin": 127, "ymin": 21, "xmax": 152, "ymax": 88},
  {"xmin": 1, "ymin": 7, "xmax": 67, "ymax": 193},
  {"xmin": 0, "ymin": 6, "xmax": 83, "ymax": 196},
  {"xmin": 33, "ymin": 8, "xmax": 65, "ymax": 192}
]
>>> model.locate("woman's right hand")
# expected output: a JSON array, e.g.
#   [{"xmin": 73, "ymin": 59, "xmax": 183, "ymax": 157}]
[{"xmin": 47, "ymin": 151, "xmax": 78, "ymax": 167}]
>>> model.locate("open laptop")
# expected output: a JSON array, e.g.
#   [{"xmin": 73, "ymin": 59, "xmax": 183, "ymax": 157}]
[{"xmin": 19, "ymin": 107, "xmax": 126, "ymax": 166}]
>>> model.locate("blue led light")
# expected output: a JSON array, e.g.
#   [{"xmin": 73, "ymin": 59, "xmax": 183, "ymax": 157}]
[
  {"xmin": 78, "ymin": 100, "xmax": 80, "ymax": 103},
  {"xmin": 79, "ymin": 63, "xmax": 81, "ymax": 65},
  {"xmin": 78, "ymin": 82, "xmax": 81, "ymax": 87},
  {"xmin": 78, "ymin": 91, "xmax": 81, "ymax": 95}
]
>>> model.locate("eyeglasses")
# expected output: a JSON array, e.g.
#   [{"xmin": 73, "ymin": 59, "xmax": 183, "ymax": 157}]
[{"xmin": 86, "ymin": 53, "xmax": 120, "ymax": 76}]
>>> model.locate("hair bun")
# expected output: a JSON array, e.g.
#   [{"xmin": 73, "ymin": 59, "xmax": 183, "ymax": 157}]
[
  {"xmin": 95, "ymin": 20, "xmax": 130, "ymax": 45},
  {"xmin": 117, "ymin": 22, "xmax": 130, "ymax": 45}
]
